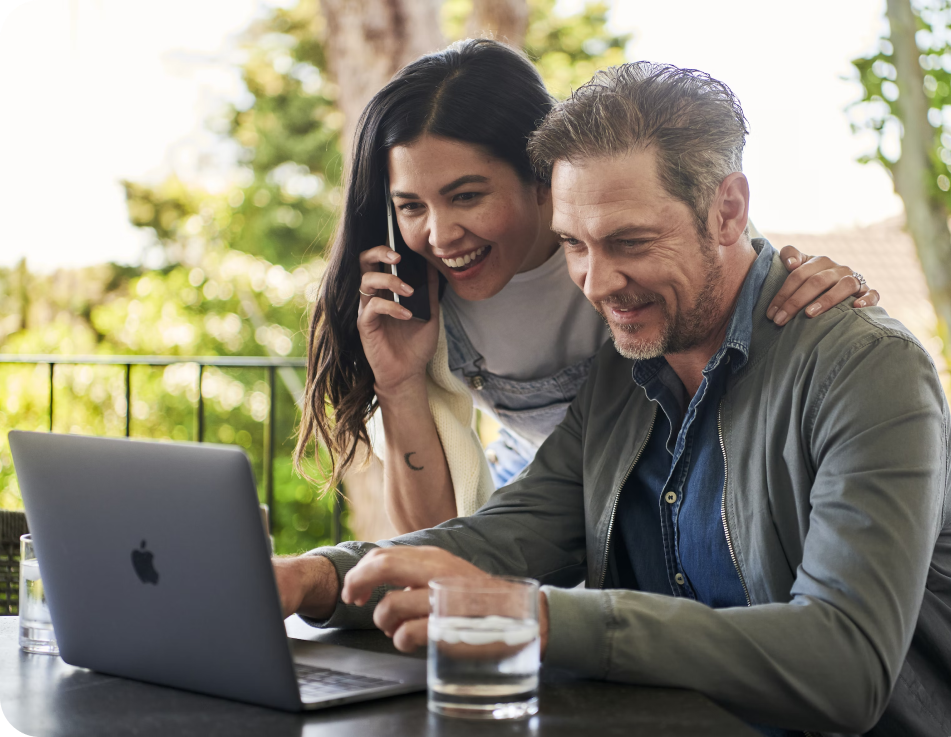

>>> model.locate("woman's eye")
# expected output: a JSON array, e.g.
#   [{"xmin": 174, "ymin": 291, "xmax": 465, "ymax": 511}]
[
  {"xmin": 453, "ymin": 192, "xmax": 481, "ymax": 203},
  {"xmin": 397, "ymin": 202, "xmax": 422, "ymax": 213}
]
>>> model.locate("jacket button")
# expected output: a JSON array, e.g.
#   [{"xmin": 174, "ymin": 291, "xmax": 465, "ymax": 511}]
[
  {"xmin": 486, "ymin": 449, "xmax": 498, "ymax": 464},
  {"xmin": 664, "ymin": 491, "xmax": 677, "ymax": 504},
  {"xmin": 674, "ymin": 573, "xmax": 685, "ymax": 586},
  {"xmin": 469, "ymin": 375, "xmax": 485, "ymax": 391}
]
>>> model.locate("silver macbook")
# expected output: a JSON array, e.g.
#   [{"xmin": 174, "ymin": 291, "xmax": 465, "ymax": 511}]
[{"xmin": 8, "ymin": 430, "xmax": 426, "ymax": 712}]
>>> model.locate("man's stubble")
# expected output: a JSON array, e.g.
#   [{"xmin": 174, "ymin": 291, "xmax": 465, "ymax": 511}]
[{"xmin": 598, "ymin": 239, "xmax": 725, "ymax": 362}]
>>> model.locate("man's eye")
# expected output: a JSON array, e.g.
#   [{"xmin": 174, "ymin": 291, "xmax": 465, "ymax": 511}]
[{"xmin": 559, "ymin": 238, "xmax": 581, "ymax": 247}]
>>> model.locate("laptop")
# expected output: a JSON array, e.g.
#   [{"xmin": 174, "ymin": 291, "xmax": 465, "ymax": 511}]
[{"xmin": 8, "ymin": 430, "xmax": 426, "ymax": 712}]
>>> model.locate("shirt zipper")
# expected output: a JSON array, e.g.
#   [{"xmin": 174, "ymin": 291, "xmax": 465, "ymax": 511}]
[
  {"xmin": 599, "ymin": 406, "xmax": 657, "ymax": 589},
  {"xmin": 718, "ymin": 401, "xmax": 751, "ymax": 607}
]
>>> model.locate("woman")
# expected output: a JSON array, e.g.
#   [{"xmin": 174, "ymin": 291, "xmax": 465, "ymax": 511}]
[{"xmin": 295, "ymin": 39, "xmax": 878, "ymax": 534}]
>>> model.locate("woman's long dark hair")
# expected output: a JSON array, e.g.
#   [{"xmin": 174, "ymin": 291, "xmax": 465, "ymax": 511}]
[{"xmin": 295, "ymin": 38, "xmax": 554, "ymax": 489}]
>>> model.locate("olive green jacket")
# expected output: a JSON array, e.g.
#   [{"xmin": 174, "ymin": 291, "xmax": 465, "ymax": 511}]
[{"xmin": 308, "ymin": 245, "xmax": 951, "ymax": 736}]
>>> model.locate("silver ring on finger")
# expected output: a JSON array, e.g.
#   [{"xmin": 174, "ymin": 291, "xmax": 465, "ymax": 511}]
[
  {"xmin": 359, "ymin": 289, "xmax": 375, "ymax": 298},
  {"xmin": 851, "ymin": 271, "xmax": 866, "ymax": 288}
]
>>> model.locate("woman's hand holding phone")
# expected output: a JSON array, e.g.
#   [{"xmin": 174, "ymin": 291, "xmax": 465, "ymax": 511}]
[{"xmin": 357, "ymin": 245, "xmax": 440, "ymax": 397}]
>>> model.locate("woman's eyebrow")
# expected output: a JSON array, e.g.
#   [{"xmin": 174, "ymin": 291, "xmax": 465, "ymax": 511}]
[
  {"xmin": 438, "ymin": 174, "xmax": 489, "ymax": 195},
  {"xmin": 390, "ymin": 174, "xmax": 489, "ymax": 200}
]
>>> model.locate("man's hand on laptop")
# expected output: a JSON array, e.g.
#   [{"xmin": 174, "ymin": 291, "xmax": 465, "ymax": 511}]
[
  {"xmin": 340, "ymin": 546, "xmax": 550, "ymax": 656},
  {"xmin": 273, "ymin": 555, "xmax": 340, "ymax": 621}
]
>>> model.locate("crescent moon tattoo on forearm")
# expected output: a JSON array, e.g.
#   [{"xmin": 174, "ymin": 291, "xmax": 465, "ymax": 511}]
[{"xmin": 404, "ymin": 452, "xmax": 424, "ymax": 471}]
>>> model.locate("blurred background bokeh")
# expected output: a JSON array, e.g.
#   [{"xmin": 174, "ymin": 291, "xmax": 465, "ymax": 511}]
[{"xmin": 1, "ymin": 0, "xmax": 949, "ymax": 550}]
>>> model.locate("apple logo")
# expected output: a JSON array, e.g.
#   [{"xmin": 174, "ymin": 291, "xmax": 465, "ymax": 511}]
[{"xmin": 131, "ymin": 540, "xmax": 159, "ymax": 585}]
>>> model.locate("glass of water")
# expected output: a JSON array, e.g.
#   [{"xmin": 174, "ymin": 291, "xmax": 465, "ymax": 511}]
[
  {"xmin": 427, "ymin": 576, "xmax": 540, "ymax": 720},
  {"xmin": 19, "ymin": 534, "xmax": 58, "ymax": 655}
]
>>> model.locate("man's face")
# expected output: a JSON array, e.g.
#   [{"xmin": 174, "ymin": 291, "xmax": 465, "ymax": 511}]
[{"xmin": 550, "ymin": 148, "xmax": 723, "ymax": 360}]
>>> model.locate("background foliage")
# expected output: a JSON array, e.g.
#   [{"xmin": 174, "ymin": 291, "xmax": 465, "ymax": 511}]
[{"xmin": 0, "ymin": 0, "xmax": 629, "ymax": 554}]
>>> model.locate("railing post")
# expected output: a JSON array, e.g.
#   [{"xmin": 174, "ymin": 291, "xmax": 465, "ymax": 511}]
[
  {"xmin": 265, "ymin": 365, "xmax": 276, "ymax": 532},
  {"xmin": 124, "ymin": 364, "xmax": 132, "ymax": 437},
  {"xmin": 48, "ymin": 363, "xmax": 54, "ymax": 433},
  {"xmin": 196, "ymin": 364, "xmax": 204, "ymax": 442}
]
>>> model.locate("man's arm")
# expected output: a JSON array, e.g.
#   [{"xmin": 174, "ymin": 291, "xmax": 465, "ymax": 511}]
[
  {"xmin": 544, "ymin": 332, "xmax": 948, "ymax": 734},
  {"xmin": 272, "ymin": 554, "xmax": 338, "ymax": 620},
  {"xmin": 285, "ymin": 371, "xmax": 590, "ymax": 630}
]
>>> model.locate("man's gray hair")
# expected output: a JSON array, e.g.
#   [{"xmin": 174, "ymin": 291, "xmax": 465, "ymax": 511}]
[{"xmin": 528, "ymin": 62, "xmax": 749, "ymax": 235}]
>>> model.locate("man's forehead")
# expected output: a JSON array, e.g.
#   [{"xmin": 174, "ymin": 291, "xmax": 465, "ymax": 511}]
[{"xmin": 549, "ymin": 150, "xmax": 673, "ymax": 235}]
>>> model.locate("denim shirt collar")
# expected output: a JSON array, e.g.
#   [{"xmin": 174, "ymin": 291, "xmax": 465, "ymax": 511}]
[{"xmin": 631, "ymin": 241, "xmax": 774, "ymax": 387}]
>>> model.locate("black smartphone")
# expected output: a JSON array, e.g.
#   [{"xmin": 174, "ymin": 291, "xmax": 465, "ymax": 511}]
[{"xmin": 384, "ymin": 176, "xmax": 431, "ymax": 321}]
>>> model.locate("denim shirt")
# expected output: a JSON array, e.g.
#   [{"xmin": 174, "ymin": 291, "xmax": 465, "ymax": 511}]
[
  {"xmin": 615, "ymin": 246, "xmax": 774, "ymax": 605},
  {"xmin": 616, "ymin": 246, "xmax": 800, "ymax": 737}
]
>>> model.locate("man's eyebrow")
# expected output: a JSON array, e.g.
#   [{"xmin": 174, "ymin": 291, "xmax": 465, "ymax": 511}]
[
  {"xmin": 604, "ymin": 225, "xmax": 656, "ymax": 239},
  {"xmin": 390, "ymin": 175, "xmax": 490, "ymax": 200}
]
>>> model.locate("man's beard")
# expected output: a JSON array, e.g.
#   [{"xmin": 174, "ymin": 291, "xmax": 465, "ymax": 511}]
[{"xmin": 596, "ymin": 242, "xmax": 724, "ymax": 361}]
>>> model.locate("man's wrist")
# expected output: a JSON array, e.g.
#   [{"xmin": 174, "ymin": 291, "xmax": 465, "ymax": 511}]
[{"xmin": 297, "ymin": 554, "xmax": 339, "ymax": 620}]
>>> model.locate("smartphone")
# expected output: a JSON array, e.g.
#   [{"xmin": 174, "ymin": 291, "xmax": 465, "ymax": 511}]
[{"xmin": 384, "ymin": 176, "xmax": 431, "ymax": 321}]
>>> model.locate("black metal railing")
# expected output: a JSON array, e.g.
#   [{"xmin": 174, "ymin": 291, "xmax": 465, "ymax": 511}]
[{"xmin": 0, "ymin": 354, "xmax": 343, "ymax": 544}]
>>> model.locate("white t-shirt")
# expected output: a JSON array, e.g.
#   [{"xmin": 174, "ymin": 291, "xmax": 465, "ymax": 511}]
[{"xmin": 442, "ymin": 248, "xmax": 611, "ymax": 382}]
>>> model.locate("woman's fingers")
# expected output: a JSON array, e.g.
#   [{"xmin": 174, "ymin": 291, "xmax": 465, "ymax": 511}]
[
  {"xmin": 360, "ymin": 270, "xmax": 415, "ymax": 301},
  {"xmin": 778, "ymin": 244, "xmax": 810, "ymax": 271},
  {"xmin": 359, "ymin": 296, "xmax": 413, "ymax": 323},
  {"xmin": 854, "ymin": 289, "xmax": 880, "ymax": 308},
  {"xmin": 374, "ymin": 587, "xmax": 430, "ymax": 636},
  {"xmin": 795, "ymin": 273, "xmax": 865, "ymax": 319},
  {"xmin": 359, "ymin": 245, "xmax": 400, "ymax": 274}
]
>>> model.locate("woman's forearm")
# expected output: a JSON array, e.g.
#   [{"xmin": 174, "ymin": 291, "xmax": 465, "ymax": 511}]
[{"xmin": 376, "ymin": 379, "xmax": 457, "ymax": 533}]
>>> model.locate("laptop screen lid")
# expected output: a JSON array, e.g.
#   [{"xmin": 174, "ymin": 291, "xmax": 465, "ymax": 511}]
[{"xmin": 9, "ymin": 430, "xmax": 302, "ymax": 712}]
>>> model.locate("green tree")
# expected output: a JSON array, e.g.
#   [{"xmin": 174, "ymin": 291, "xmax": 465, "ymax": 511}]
[{"xmin": 850, "ymin": 0, "xmax": 951, "ymax": 350}]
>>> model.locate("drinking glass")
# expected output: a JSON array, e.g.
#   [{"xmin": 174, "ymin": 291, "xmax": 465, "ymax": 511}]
[
  {"xmin": 427, "ymin": 576, "xmax": 540, "ymax": 720},
  {"xmin": 18, "ymin": 534, "xmax": 58, "ymax": 655}
]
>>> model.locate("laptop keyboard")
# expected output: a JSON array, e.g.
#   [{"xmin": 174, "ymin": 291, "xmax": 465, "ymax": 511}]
[{"xmin": 295, "ymin": 663, "xmax": 401, "ymax": 699}]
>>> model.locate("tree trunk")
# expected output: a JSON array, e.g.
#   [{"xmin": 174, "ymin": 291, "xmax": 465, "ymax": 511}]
[
  {"xmin": 467, "ymin": 0, "xmax": 529, "ymax": 47},
  {"xmin": 886, "ymin": 0, "xmax": 951, "ymax": 340},
  {"xmin": 318, "ymin": 0, "xmax": 444, "ymax": 542},
  {"xmin": 320, "ymin": 0, "xmax": 445, "ymax": 157}
]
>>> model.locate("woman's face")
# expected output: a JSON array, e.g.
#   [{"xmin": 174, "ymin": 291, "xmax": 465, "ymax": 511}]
[{"xmin": 387, "ymin": 134, "xmax": 557, "ymax": 301}]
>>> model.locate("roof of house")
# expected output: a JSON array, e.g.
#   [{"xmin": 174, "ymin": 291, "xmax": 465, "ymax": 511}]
[{"xmin": 762, "ymin": 217, "xmax": 948, "ymax": 383}]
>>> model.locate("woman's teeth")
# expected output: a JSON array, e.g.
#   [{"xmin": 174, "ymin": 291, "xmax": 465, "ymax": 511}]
[{"xmin": 441, "ymin": 245, "xmax": 488, "ymax": 269}]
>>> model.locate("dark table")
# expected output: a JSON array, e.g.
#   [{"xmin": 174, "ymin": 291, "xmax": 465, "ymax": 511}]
[{"xmin": 0, "ymin": 616, "xmax": 756, "ymax": 736}]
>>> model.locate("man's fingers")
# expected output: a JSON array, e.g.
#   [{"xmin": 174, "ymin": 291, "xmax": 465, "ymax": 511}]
[
  {"xmin": 374, "ymin": 588, "xmax": 430, "ymax": 636},
  {"xmin": 342, "ymin": 547, "xmax": 489, "ymax": 607},
  {"xmin": 392, "ymin": 617, "xmax": 429, "ymax": 653}
]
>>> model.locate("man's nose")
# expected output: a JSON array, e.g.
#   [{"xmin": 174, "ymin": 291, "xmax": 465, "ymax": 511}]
[
  {"xmin": 583, "ymin": 249, "xmax": 627, "ymax": 305},
  {"xmin": 427, "ymin": 211, "xmax": 465, "ymax": 251}
]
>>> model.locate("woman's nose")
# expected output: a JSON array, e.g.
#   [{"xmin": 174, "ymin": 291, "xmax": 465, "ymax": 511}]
[{"xmin": 427, "ymin": 212, "xmax": 465, "ymax": 251}]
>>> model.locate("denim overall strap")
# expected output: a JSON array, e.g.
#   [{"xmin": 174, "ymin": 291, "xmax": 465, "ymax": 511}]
[{"xmin": 440, "ymin": 297, "xmax": 597, "ymax": 487}]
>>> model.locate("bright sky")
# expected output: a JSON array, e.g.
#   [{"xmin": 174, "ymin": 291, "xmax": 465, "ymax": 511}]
[{"xmin": 0, "ymin": 0, "xmax": 901, "ymax": 271}]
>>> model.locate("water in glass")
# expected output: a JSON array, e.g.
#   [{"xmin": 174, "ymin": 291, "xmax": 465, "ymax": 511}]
[
  {"xmin": 19, "ymin": 535, "xmax": 58, "ymax": 655},
  {"xmin": 427, "ymin": 577, "xmax": 540, "ymax": 720}
]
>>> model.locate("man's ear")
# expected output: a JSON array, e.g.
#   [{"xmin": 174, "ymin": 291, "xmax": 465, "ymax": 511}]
[
  {"xmin": 713, "ymin": 172, "xmax": 749, "ymax": 246},
  {"xmin": 535, "ymin": 181, "xmax": 552, "ymax": 206}
]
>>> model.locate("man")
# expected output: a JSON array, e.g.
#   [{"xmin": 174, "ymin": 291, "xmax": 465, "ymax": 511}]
[{"xmin": 276, "ymin": 63, "xmax": 951, "ymax": 735}]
